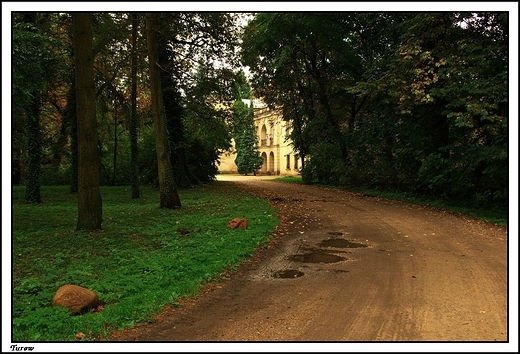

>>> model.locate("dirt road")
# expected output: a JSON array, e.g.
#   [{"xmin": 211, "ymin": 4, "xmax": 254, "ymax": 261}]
[{"xmin": 109, "ymin": 175, "xmax": 509, "ymax": 345}]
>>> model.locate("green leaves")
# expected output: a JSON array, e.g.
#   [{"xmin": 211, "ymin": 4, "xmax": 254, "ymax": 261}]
[
  {"xmin": 242, "ymin": 12, "xmax": 507, "ymax": 206},
  {"xmin": 12, "ymin": 19, "xmax": 66, "ymax": 112}
]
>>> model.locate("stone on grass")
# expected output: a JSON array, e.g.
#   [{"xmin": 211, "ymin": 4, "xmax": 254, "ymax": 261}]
[
  {"xmin": 227, "ymin": 218, "xmax": 249, "ymax": 229},
  {"xmin": 52, "ymin": 284, "xmax": 100, "ymax": 315}
]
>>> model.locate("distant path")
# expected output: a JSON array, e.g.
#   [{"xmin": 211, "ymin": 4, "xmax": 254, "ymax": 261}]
[{"xmin": 110, "ymin": 175, "xmax": 508, "ymax": 344}]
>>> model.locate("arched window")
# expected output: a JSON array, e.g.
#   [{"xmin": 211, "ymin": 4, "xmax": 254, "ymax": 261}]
[{"xmin": 260, "ymin": 125, "xmax": 267, "ymax": 146}]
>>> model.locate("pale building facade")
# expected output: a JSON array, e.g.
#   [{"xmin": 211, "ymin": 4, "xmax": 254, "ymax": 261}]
[{"xmin": 218, "ymin": 99, "xmax": 300, "ymax": 176}]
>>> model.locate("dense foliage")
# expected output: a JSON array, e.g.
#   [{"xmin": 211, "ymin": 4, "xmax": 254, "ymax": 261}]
[
  {"xmin": 11, "ymin": 13, "xmax": 241, "ymax": 195},
  {"xmin": 12, "ymin": 12, "xmax": 507, "ymax": 210},
  {"xmin": 241, "ymin": 12, "xmax": 508, "ymax": 208}
]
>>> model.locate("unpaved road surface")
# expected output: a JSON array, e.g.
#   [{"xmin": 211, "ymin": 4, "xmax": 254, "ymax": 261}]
[{"xmin": 109, "ymin": 175, "xmax": 508, "ymax": 343}]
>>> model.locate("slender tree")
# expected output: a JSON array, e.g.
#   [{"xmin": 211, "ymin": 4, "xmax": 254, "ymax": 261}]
[
  {"xmin": 73, "ymin": 13, "xmax": 103, "ymax": 230},
  {"xmin": 130, "ymin": 12, "xmax": 141, "ymax": 199},
  {"xmin": 14, "ymin": 13, "xmax": 44, "ymax": 203},
  {"xmin": 68, "ymin": 76, "xmax": 79, "ymax": 193},
  {"xmin": 146, "ymin": 13, "xmax": 181, "ymax": 209}
]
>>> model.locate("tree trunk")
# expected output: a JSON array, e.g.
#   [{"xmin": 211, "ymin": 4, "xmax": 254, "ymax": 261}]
[
  {"xmin": 73, "ymin": 13, "xmax": 102, "ymax": 230},
  {"xmin": 22, "ymin": 13, "xmax": 42, "ymax": 203},
  {"xmin": 157, "ymin": 28, "xmax": 195, "ymax": 188},
  {"xmin": 314, "ymin": 70, "xmax": 350, "ymax": 165},
  {"xmin": 12, "ymin": 149, "xmax": 23, "ymax": 185},
  {"xmin": 146, "ymin": 13, "xmax": 181, "ymax": 209},
  {"xmin": 25, "ymin": 96, "xmax": 42, "ymax": 203},
  {"xmin": 130, "ymin": 13, "xmax": 140, "ymax": 199},
  {"xmin": 66, "ymin": 75, "xmax": 79, "ymax": 193},
  {"xmin": 112, "ymin": 103, "xmax": 118, "ymax": 186}
]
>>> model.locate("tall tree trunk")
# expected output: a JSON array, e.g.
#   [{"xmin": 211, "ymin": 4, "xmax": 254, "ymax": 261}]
[
  {"xmin": 314, "ymin": 70, "xmax": 350, "ymax": 165},
  {"xmin": 23, "ymin": 13, "xmax": 42, "ymax": 203},
  {"xmin": 73, "ymin": 13, "xmax": 102, "ymax": 230},
  {"xmin": 12, "ymin": 148, "xmax": 23, "ymax": 185},
  {"xmin": 66, "ymin": 75, "xmax": 79, "ymax": 193},
  {"xmin": 25, "ymin": 96, "xmax": 42, "ymax": 203},
  {"xmin": 157, "ymin": 28, "xmax": 194, "ymax": 188},
  {"xmin": 290, "ymin": 91, "xmax": 307, "ymax": 173},
  {"xmin": 112, "ymin": 103, "xmax": 118, "ymax": 186},
  {"xmin": 146, "ymin": 13, "xmax": 181, "ymax": 209},
  {"xmin": 130, "ymin": 13, "xmax": 140, "ymax": 199}
]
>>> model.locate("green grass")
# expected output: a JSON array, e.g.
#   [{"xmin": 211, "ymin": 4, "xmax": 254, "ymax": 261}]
[
  {"xmin": 274, "ymin": 176, "xmax": 507, "ymax": 226},
  {"xmin": 273, "ymin": 176, "xmax": 304, "ymax": 184},
  {"xmin": 12, "ymin": 182, "xmax": 278, "ymax": 341}
]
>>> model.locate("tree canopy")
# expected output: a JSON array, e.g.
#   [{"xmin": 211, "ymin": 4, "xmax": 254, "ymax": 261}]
[
  {"xmin": 241, "ymin": 12, "xmax": 508, "ymax": 207},
  {"xmin": 10, "ymin": 10, "xmax": 510, "ymax": 214}
]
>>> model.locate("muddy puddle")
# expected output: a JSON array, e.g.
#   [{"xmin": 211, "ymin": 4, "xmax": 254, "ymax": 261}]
[
  {"xmin": 318, "ymin": 238, "xmax": 367, "ymax": 248},
  {"xmin": 288, "ymin": 252, "xmax": 346, "ymax": 263},
  {"xmin": 272, "ymin": 269, "xmax": 305, "ymax": 278}
]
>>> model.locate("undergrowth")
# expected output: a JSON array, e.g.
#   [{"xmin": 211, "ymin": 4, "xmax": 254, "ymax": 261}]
[{"xmin": 11, "ymin": 182, "xmax": 278, "ymax": 341}]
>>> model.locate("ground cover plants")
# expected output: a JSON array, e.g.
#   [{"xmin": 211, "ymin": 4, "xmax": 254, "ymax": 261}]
[{"xmin": 12, "ymin": 182, "xmax": 278, "ymax": 341}]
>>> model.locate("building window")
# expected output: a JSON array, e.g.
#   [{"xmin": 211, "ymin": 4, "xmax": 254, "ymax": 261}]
[
  {"xmin": 286, "ymin": 155, "xmax": 290, "ymax": 170},
  {"xmin": 294, "ymin": 155, "xmax": 299, "ymax": 170},
  {"xmin": 260, "ymin": 124, "xmax": 267, "ymax": 146}
]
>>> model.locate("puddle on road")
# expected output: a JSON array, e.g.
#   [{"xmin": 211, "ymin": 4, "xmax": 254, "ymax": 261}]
[
  {"xmin": 270, "ymin": 197, "xmax": 285, "ymax": 203},
  {"xmin": 289, "ymin": 252, "xmax": 346, "ymax": 263},
  {"xmin": 272, "ymin": 269, "xmax": 305, "ymax": 279},
  {"xmin": 318, "ymin": 238, "xmax": 367, "ymax": 249}
]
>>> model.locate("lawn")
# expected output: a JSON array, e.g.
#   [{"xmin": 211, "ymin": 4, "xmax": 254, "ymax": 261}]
[{"xmin": 11, "ymin": 182, "xmax": 278, "ymax": 341}]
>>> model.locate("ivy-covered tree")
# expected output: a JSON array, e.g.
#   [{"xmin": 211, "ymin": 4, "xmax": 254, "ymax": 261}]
[
  {"xmin": 146, "ymin": 12, "xmax": 181, "ymax": 209},
  {"xmin": 13, "ymin": 13, "xmax": 64, "ymax": 202},
  {"xmin": 133, "ymin": 13, "xmax": 241, "ymax": 188}
]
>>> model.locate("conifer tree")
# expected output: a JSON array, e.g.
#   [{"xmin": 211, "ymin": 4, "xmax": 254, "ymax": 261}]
[{"xmin": 233, "ymin": 100, "xmax": 263, "ymax": 175}]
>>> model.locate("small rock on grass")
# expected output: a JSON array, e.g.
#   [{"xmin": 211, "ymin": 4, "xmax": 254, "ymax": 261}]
[
  {"xmin": 227, "ymin": 218, "xmax": 249, "ymax": 229},
  {"xmin": 52, "ymin": 284, "xmax": 100, "ymax": 315}
]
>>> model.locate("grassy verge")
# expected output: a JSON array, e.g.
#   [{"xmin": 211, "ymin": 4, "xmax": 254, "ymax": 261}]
[
  {"xmin": 273, "ymin": 176, "xmax": 304, "ymax": 184},
  {"xmin": 274, "ymin": 176, "xmax": 507, "ymax": 226},
  {"xmin": 12, "ymin": 182, "xmax": 278, "ymax": 341}
]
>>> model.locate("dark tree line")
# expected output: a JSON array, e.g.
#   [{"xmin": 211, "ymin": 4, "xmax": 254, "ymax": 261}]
[{"xmin": 241, "ymin": 13, "xmax": 508, "ymax": 208}]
